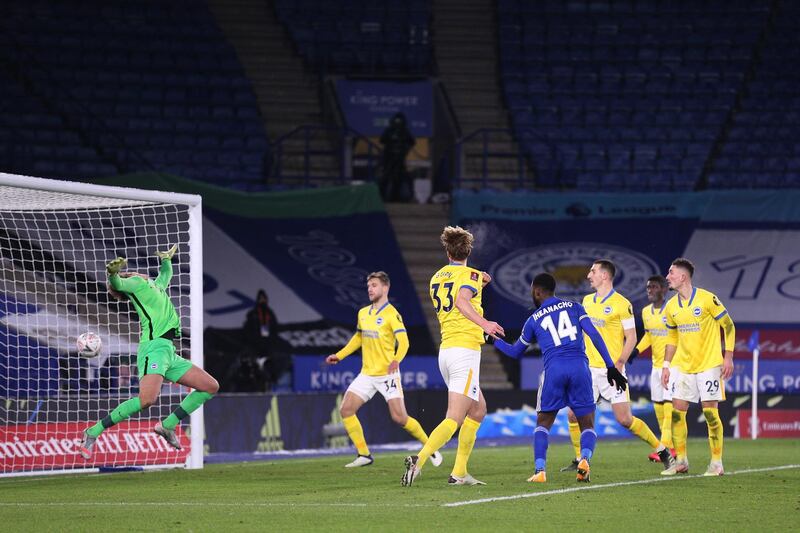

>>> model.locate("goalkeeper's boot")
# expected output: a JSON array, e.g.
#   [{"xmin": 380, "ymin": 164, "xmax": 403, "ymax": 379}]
[
  {"xmin": 576, "ymin": 458, "xmax": 591, "ymax": 483},
  {"xmin": 703, "ymin": 460, "xmax": 724, "ymax": 477},
  {"xmin": 345, "ymin": 454, "xmax": 374, "ymax": 468},
  {"xmin": 401, "ymin": 455, "xmax": 421, "ymax": 486},
  {"xmin": 526, "ymin": 470, "xmax": 547, "ymax": 483},
  {"xmin": 657, "ymin": 447, "xmax": 676, "ymax": 470},
  {"xmin": 78, "ymin": 429, "xmax": 97, "ymax": 460},
  {"xmin": 430, "ymin": 450, "xmax": 443, "ymax": 467},
  {"xmin": 559, "ymin": 458, "xmax": 580, "ymax": 472},
  {"xmin": 448, "ymin": 473, "xmax": 486, "ymax": 486},
  {"xmin": 660, "ymin": 459, "xmax": 689, "ymax": 476},
  {"xmin": 154, "ymin": 423, "xmax": 182, "ymax": 450}
]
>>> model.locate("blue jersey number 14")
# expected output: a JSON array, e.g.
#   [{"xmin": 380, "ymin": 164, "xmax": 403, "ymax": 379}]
[{"xmin": 540, "ymin": 311, "xmax": 578, "ymax": 346}]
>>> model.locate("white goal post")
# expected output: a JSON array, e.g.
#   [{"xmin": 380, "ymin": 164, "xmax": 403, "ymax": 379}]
[{"xmin": 0, "ymin": 172, "xmax": 204, "ymax": 476}]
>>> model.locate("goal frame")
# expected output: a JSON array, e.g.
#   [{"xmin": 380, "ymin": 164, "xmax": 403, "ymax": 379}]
[{"xmin": 0, "ymin": 172, "xmax": 205, "ymax": 473}]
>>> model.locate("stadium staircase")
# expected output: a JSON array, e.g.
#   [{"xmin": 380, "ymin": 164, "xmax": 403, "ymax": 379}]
[
  {"xmin": 386, "ymin": 203, "xmax": 513, "ymax": 389},
  {"xmin": 432, "ymin": 0, "xmax": 527, "ymax": 188},
  {"xmin": 208, "ymin": 0, "xmax": 339, "ymax": 181}
]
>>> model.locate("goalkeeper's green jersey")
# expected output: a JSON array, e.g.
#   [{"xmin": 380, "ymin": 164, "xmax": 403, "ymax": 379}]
[{"xmin": 109, "ymin": 259, "xmax": 180, "ymax": 343}]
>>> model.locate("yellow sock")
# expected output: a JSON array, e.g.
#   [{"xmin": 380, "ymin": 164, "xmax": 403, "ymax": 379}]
[
  {"xmin": 568, "ymin": 420, "xmax": 581, "ymax": 459},
  {"xmin": 703, "ymin": 407, "xmax": 723, "ymax": 462},
  {"xmin": 342, "ymin": 415, "xmax": 369, "ymax": 456},
  {"xmin": 672, "ymin": 409, "xmax": 688, "ymax": 461},
  {"xmin": 451, "ymin": 416, "xmax": 481, "ymax": 477},
  {"xmin": 403, "ymin": 416, "xmax": 429, "ymax": 445},
  {"xmin": 654, "ymin": 402, "xmax": 664, "ymax": 435},
  {"xmin": 629, "ymin": 416, "xmax": 660, "ymax": 449},
  {"xmin": 418, "ymin": 418, "xmax": 458, "ymax": 468},
  {"xmin": 660, "ymin": 402, "xmax": 674, "ymax": 448}
]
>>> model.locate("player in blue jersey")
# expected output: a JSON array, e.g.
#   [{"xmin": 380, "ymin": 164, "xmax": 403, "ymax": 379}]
[{"xmin": 494, "ymin": 273, "xmax": 627, "ymax": 483}]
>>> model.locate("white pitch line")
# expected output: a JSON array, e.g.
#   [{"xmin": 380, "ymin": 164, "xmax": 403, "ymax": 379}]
[
  {"xmin": 0, "ymin": 501, "xmax": 436, "ymax": 509},
  {"xmin": 443, "ymin": 464, "xmax": 800, "ymax": 507}
]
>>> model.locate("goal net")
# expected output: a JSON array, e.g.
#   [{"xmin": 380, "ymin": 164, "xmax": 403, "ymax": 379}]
[{"xmin": 0, "ymin": 172, "xmax": 203, "ymax": 476}]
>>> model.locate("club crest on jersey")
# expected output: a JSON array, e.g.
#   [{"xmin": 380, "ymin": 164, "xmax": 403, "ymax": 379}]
[
  {"xmin": 662, "ymin": 316, "xmax": 668, "ymax": 324},
  {"xmin": 490, "ymin": 242, "xmax": 658, "ymax": 307},
  {"xmin": 376, "ymin": 317, "xmax": 384, "ymax": 326},
  {"xmin": 150, "ymin": 362, "xmax": 158, "ymax": 370},
  {"xmin": 692, "ymin": 306, "xmax": 702, "ymax": 317},
  {"xmin": 603, "ymin": 306, "xmax": 613, "ymax": 315}
]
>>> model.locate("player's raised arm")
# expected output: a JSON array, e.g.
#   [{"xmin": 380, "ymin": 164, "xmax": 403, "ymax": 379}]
[
  {"xmin": 154, "ymin": 244, "xmax": 177, "ymax": 289},
  {"xmin": 454, "ymin": 286, "xmax": 504, "ymax": 339},
  {"xmin": 106, "ymin": 257, "xmax": 143, "ymax": 292}
]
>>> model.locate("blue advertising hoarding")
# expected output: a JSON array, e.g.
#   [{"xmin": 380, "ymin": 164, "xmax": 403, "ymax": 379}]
[{"xmin": 293, "ymin": 354, "xmax": 445, "ymax": 392}]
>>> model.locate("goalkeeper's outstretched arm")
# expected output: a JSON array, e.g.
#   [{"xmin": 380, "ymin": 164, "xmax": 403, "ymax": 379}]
[{"xmin": 154, "ymin": 244, "xmax": 177, "ymax": 289}]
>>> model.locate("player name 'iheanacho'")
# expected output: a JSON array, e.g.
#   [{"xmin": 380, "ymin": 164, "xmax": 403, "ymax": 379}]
[{"xmin": 532, "ymin": 300, "xmax": 574, "ymax": 321}]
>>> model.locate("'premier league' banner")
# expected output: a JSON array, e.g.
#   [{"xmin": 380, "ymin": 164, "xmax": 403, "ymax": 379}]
[{"xmin": 453, "ymin": 189, "xmax": 800, "ymax": 364}]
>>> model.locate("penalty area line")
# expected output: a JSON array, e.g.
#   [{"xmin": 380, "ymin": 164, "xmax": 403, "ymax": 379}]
[{"xmin": 442, "ymin": 464, "xmax": 800, "ymax": 508}]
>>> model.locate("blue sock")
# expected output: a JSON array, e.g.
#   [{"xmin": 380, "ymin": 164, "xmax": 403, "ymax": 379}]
[
  {"xmin": 580, "ymin": 428, "xmax": 597, "ymax": 462},
  {"xmin": 533, "ymin": 426, "xmax": 549, "ymax": 471}
]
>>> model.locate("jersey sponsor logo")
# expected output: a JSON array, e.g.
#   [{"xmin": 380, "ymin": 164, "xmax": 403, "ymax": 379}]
[
  {"xmin": 693, "ymin": 306, "xmax": 702, "ymax": 317},
  {"xmin": 603, "ymin": 305, "xmax": 612, "ymax": 315},
  {"xmin": 490, "ymin": 242, "xmax": 659, "ymax": 307}
]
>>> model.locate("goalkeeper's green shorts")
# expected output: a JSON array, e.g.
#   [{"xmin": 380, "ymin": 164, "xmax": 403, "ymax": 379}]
[{"xmin": 136, "ymin": 338, "xmax": 193, "ymax": 382}]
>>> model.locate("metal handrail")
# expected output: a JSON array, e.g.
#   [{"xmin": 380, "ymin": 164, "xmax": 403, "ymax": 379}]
[
  {"xmin": 450, "ymin": 127, "xmax": 531, "ymax": 189},
  {"xmin": 270, "ymin": 124, "xmax": 384, "ymax": 186}
]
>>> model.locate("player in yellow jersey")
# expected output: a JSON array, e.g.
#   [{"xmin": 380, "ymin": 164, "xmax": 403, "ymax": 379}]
[
  {"xmin": 402, "ymin": 226, "xmax": 504, "ymax": 486},
  {"xmin": 660, "ymin": 258, "xmax": 735, "ymax": 477},
  {"xmin": 326, "ymin": 271, "xmax": 442, "ymax": 468},
  {"xmin": 635, "ymin": 275, "xmax": 678, "ymax": 462},
  {"xmin": 563, "ymin": 260, "xmax": 674, "ymax": 471}
]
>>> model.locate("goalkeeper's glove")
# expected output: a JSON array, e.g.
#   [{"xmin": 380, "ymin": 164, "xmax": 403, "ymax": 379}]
[
  {"xmin": 155, "ymin": 244, "xmax": 178, "ymax": 260},
  {"xmin": 106, "ymin": 257, "xmax": 127, "ymax": 275},
  {"xmin": 606, "ymin": 366, "xmax": 628, "ymax": 393}
]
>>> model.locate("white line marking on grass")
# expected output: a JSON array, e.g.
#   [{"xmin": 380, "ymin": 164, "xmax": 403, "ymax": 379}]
[
  {"xmin": 443, "ymin": 464, "xmax": 800, "ymax": 507},
  {"xmin": 0, "ymin": 502, "xmax": 435, "ymax": 509}
]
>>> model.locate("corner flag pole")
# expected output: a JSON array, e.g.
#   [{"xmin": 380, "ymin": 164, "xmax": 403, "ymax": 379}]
[{"xmin": 749, "ymin": 330, "xmax": 760, "ymax": 440}]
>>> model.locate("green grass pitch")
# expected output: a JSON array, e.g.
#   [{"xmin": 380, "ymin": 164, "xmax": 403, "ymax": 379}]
[{"xmin": 1, "ymin": 438, "xmax": 797, "ymax": 532}]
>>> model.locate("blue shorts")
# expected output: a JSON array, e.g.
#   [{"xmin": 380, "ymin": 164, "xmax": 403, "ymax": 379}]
[{"xmin": 536, "ymin": 359, "xmax": 595, "ymax": 417}]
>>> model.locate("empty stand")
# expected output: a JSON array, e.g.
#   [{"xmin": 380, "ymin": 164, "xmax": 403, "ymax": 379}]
[
  {"xmin": 498, "ymin": 0, "xmax": 769, "ymax": 191},
  {"xmin": 1, "ymin": 0, "xmax": 269, "ymax": 186},
  {"xmin": 274, "ymin": 0, "xmax": 433, "ymax": 75}
]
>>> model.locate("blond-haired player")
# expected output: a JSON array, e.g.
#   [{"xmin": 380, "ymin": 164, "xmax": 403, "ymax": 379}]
[
  {"xmin": 661, "ymin": 258, "xmax": 735, "ymax": 477},
  {"xmin": 563, "ymin": 260, "xmax": 673, "ymax": 471},
  {"xmin": 402, "ymin": 226, "xmax": 504, "ymax": 486},
  {"xmin": 326, "ymin": 271, "xmax": 442, "ymax": 468},
  {"xmin": 636, "ymin": 275, "xmax": 678, "ymax": 463}
]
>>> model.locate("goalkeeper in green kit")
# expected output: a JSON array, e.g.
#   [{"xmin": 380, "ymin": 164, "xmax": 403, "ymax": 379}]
[{"xmin": 79, "ymin": 244, "xmax": 219, "ymax": 459}]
